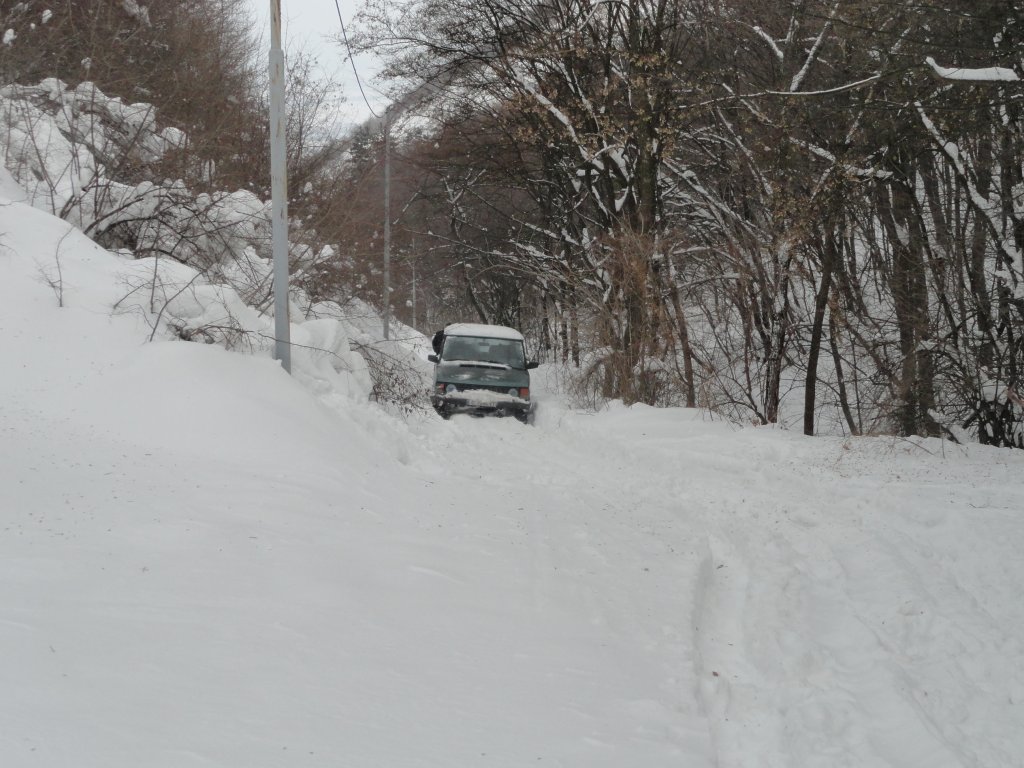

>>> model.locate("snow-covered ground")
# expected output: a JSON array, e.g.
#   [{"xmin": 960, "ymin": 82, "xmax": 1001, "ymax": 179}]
[{"xmin": 2, "ymin": 192, "xmax": 1024, "ymax": 768}]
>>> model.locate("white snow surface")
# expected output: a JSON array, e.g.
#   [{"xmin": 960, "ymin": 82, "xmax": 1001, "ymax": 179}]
[
  {"xmin": 926, "ymin": 56, "xmax": 1020, "ymax": 82},
  {"xmin": 442, "ymin": 322, "xmax": 525, "ymax": 341},
  {"xmin": 2, "ymin": 198, "xmax": 1024, "ymax": 768}
]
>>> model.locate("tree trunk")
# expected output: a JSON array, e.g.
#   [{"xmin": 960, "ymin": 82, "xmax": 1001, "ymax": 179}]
[
  {"xmin": 804, "ymin": 229, "xmax": 837, "ymax": 435},
  {"xmin": 668, "ymin": 281, "xmax": 697, "ymax": 407},
  {"xmin": 763, "ymin": 249, "xmax": 794, "ymax": 425},
  {"xmin": 829, "ymin": 311, "xmax": 861, "ymax": 436},
  {"xmin": 877, "ymin": 162, "xmax": 937, "ymax": 437}
]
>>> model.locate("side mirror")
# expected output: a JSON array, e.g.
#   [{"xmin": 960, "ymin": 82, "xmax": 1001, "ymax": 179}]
[
  {"xmin": 526, "ymin": 361, "xmax": 539, "ymax": 370},
  {"xmin": 428, "ymin": 354, "xmax": 439, "ymax": 363}
]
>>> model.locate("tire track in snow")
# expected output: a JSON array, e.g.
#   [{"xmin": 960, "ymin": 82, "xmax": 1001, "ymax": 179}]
[
  {"xmin": 409, "ymin": 411, "xmax": 717, "ymax": 765},
  {"xmin": 404, "ymin": 406, "xmax": 1024, "ymax": 767},
  {"xmin": 685, "ymin": 432, "xmax": 1023, "ymax": 768}
]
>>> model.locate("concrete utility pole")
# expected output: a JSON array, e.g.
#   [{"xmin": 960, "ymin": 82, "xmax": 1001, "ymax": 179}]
[{"xmin": 269, "ymin": 0, "xmax": 291, "ymax": 372}]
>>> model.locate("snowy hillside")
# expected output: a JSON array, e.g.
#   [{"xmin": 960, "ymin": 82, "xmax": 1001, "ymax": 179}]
[{"xmin": 2, "ymin": 188, "xmax": 1024, "ymax": 767}]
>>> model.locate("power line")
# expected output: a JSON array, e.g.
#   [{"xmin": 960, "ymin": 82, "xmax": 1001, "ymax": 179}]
[
  {"xmin": 332, "ymin": 0, "xmax": 381, "ymax": 120},
  {"xmin": 331, "ymin": 0, "xmax": 392, "ymax": 339}
]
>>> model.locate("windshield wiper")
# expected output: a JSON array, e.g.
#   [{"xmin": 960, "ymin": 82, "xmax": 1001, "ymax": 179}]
[{"xmin": 458, "ymin": 360, "xmax": 509, "ymax": 369}]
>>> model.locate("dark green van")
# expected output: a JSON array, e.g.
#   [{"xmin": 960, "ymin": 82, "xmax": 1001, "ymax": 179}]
[{"xmin": 428, "ymin": 323, "xmax": 538, "ymax": 422}]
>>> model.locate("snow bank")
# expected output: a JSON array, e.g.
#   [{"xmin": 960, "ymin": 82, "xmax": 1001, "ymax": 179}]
[{"xmin": 0, "ymin": 77, "xmax": 421, "ymax": 413}]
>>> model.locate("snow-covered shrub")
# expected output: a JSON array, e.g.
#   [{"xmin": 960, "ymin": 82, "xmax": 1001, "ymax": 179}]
[
  {"xmin": 0, "ymin": 77, "xmax": 433, "ymax": 415},
  {"xmin": 0, "ymin": 80, "xmax": 97, "ymax": 213},
  {"xmin": 305, "ymin": 297, "xmax": 433, "ymax": 413},
  {"xmin": 0, "ymin": 80, "xmax": 266, "ymax": 271},
  {"xmin": 556, "ymin": 346, "xmax": 691, "ymax": 412},
  {"xmin": 355, "ymin": 341, "xmax": 432, "ymax": 414},
  {"xmin": 0, "ymin": 79, "xmax": 183, "ymax": 214},
  {"xmin": 0, "ymin": 79, "xmax": 286, "ymax": 330}
]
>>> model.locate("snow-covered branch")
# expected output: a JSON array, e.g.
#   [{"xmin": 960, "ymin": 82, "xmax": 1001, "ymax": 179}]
[
  {"xmin": 925, "ymin": 57, "xmax": 1020, "ymax": 83},
  {"xmin": 790, "ymin": 0, "xmax": 840, "ymax": 92},
  {"xmin": 916, "ymin": 103, "xmax": 1023, "ymax": 298}
]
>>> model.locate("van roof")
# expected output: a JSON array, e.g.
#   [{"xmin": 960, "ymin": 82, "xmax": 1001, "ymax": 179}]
[{"xmin": 444, "ymin": 323, "xmax": 524, "ymax": 341}]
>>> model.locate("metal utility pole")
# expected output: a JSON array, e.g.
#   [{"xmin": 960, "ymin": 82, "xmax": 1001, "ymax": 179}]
[
  {"xmin": 269, "ymin": 0, "xmax": 291, "ymax": 372},
  {"xmin": 382, "ymin": 112, "xmax": 391, "ymax": 341}
]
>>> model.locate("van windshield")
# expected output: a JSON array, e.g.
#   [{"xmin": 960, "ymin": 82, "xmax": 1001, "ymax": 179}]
[{"xmin": 442, "ymin": 336, "xmax": 526, "ymax": 368}]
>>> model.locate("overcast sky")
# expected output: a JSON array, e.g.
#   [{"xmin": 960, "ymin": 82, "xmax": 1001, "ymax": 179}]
[{"xmin": 244, "ymin": 0, "xmax": 386, "ymax": 130}]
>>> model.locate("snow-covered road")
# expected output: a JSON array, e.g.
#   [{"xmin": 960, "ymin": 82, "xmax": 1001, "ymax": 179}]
[{"xmin": 401, "ymin": 401, "xmax": 1024, "ymax": 767}]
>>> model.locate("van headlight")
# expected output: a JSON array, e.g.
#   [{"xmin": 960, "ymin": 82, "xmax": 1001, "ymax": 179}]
[{"xmin": 445, "ymin": 384, "xmax": 459, "ymax": 395}]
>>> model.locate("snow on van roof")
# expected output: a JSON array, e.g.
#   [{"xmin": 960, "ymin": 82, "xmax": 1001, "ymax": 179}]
[{"xmin": 444, "ymin": 323, "xmax": 524, "ymax": 341}]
